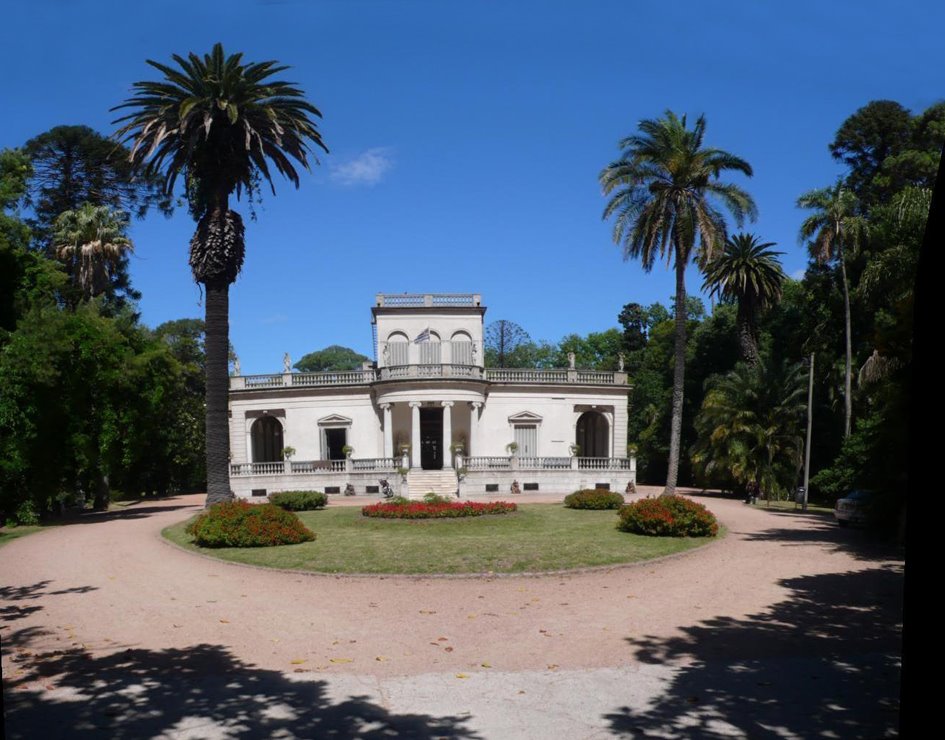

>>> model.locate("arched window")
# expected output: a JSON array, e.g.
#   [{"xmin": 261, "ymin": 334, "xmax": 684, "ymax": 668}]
[
  {"xmin": 251, "ymin": 416, "xmax": 284, "ymax": 462},
  {"xmin": 576, "ymin": 411, "xmax": 609, "ymax": 458},
  {"xmin": 418, "ymin": 331, "xmax": 441, "ymax": 364},
  {"xmin": 387, "ymin": 332, "xmax": 409, "ymax": 366},
  {"xmin": 451, "ymin": 331, "xmax": 473, "ymax": 366}
]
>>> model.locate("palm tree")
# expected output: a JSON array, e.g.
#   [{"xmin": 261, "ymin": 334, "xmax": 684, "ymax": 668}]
[
  {"xmin": 797, "ymin": 181, "xmax": 868, "ymax": 439},
  {"xmin": 702, "ymin": 233, "xmax": 785, "ymax": 365},
  {"xmin": 52, "ymin": 203, "xmax": 134, "ymax": 301},
  {"xmin": 600, "ymin": 111, "xmax": 756, "ymax": 496},
  {"xmin": 692, "ymin": 360, "xmax": 807, "ymax": 501},
  {"xmin": 113, "ymin": 43, "xmax": 327, "ymax": 505}
]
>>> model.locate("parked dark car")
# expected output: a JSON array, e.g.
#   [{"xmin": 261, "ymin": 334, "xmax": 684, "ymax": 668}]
[{"xmin": 834, "ymin": 489, "xmax": 875, "ymax": 527}]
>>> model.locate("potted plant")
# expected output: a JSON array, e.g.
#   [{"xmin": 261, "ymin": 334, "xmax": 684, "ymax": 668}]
[
  {"xmin": 342, "ymin": 444, "xmax": 354, "ymax": 458},
  {"xmin": 506, "ymin": 441, "xmax": 519, "ymax": 455},
  {"xmin": 626, "ymin": 443, "xmax": 638, "ymax": 456},
  {"xmin": 569, "ymin": 443, "xmax": 581, "ymax": 456},
  {"xmin": 282, "ymin": 446, "xmax": 297, "ymax": 461}
]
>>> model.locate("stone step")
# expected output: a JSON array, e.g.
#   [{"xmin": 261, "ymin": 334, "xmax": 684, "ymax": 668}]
[{"xmin": 406, "ymin": 470, "xmax": 459, "ymax": 498}]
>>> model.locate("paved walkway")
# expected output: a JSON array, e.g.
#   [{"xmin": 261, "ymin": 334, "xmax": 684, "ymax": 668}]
[{"xmin": 1, "ymin": 490, "xmax": 902, "ymax": 738}]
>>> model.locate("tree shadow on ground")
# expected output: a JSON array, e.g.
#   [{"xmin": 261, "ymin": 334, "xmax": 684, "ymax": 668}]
[
  {"xmin": 0, "ymin": 581, "xmax": 99, "ymax": 624},
  {"xmin": 739, "ymin": 515, "xmax": 902, "ymax": 563},
  {"xmin": 60, "ymin": 503, "xmax": 199, "ymax": 526},
  {"xmin": 605, "ymin": 566, "xmax": 902, "ymax": 738},
  {"xmin": 3, "ymin": 641, "xmax": 481, "ymax": 739}
]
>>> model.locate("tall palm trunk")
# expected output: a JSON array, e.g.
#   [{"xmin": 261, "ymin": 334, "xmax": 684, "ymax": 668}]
[
  {"xmin": 204, "ymin": 281, "xmax": 232, "ymax": 505},
  {"xmin": 736, "ymin": 303, "xmax": 760, "ymax": 366},
  {"xmin": 838, "ymin": 246, "xmax": 852, "ymax": 438},
  {"xmin": 664, "ymin": 253, "xmax": 688, "ymax": 497},
  {"xmin": 192, "ymin": 195, "xmax": 244, "ymax": 507}
]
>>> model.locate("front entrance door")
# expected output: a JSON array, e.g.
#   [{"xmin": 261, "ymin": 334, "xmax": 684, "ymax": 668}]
[{"xmin": 419, "ymin": 408, "xmax": 443, "ymax": 470}]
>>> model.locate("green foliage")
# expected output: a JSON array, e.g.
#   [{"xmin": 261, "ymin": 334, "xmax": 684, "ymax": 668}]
[
  {"xmin": 268, "ymin": 491, "xmax": 327, "ymax": 511},
  {"xmin": 186, "ymin": 500, "xmax": 316, "ymax": 547},
  {"xmin": 692, "ymin": 360, "xmax": 806, "ymax": 498},
  {"xmin": 10, "ymin": 500, "xmax": 40, "ymax": 527},
  {"xmin": 294, "ymin": 345, "xmax": 370, "ymax": 372},
  {"xmin": 601, "ymin": 110, "xmax": 756, "ymax": 493},
  {"xmin": 422, "ymin": 492, "xmax": 451, "ymax": 504},
  {"xmin": 113, "ymin": 42, "xmax": 328, "ymax": 215},
  {"xmin": 617, "ymin": 496, "xmax": 718, "ymax": 537},
  {"xmin": 564, "ymin": 489, "xmax": 625, "ymax": 510},
  {"xmin": 52, "ymin": 203, "xmax": 134, "ymax": 301},
  {"xmin": 484, "ymin": 320, "xmax": 531, "ymax": 368}
]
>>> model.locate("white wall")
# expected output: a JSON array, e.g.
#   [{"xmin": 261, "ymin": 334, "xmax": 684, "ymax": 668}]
[
  {"xmin": 476, "ymin": 387, "xmax": 628, "ymax": 457},
  {"xmin": 230, "ymin": 390, "xmax": 381, "ymax": 463},
  {"xmin": 375, "ymin": 309, "xmax": 484, "ymax": 367}
]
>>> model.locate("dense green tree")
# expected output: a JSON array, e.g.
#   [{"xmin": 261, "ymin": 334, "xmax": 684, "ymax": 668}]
[
  {"xmin": 22, "ymin": 125, "xmax": 171, "ymax": 307},
  {"xmin": 556, "ymin": 329, "xmax": 624, "ymax": 370},
  {"xmin": 600, "ymin": 111, "xmax": 756, "ymax": 495},
  {"xmin": 294, "ymin": 345, "xmax": 370, "ymax": 373},
  {"xmin": 797, "ymin": 182, "xmax": 868, "ymax": 439},
  {"xmin": 692, "ymin": 360, "xmax": 807, "ymax": 499},
  {"xmin": 829, "ymin": 101, "xmax": 912, "ymax": 206},
  {"xmin": 114, "ymin": 43, "xmax": 327, "ymax": 506},
  {"xmin": 702, "ymin": 233, "xmax": 786, "ymax": 365},
  {"xmin": 52, "ymin": 203, "xmax": 134, "ymax": 302},
  {"xmin": 484, "ymin": 320, "xmax": 531, "ymax": 368}
]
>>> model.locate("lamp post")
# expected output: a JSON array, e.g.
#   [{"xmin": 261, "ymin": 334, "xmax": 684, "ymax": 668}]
[{"xmin": 802, "ymin": 353, "xmax": 814, "ymax": 512}]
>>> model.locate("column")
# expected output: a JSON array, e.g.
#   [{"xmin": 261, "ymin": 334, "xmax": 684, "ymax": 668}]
[
  {"xmin": 442, "ymin": 401, "xmax": 454, "ymax": 469},
  {"xmin": 381, "ymin": 403, "xmax": 393, "ymax": 459},
  {"xmin": 469, "ymin": 402, "xmax": 482, "ymax": 457},
  {"xmin": 409, "ymin": 402, "xmax": 422, "ymax": 469}
]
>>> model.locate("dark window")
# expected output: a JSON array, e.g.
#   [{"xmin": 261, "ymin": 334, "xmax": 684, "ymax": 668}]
[
  {"xmin": 485, "ymin": 484, "xmax": 499, "ymax": 492},
  {"xmin": 595, "ymin": 483, "xmax": 610, "ymax": 490},
  {"xmin": 325, "ymin": 486, "xmax": 341, "ymax": 494},
  {"xmin": 251, "ymin": 489, "xmax": 267, "ymax": 497},
  {"xmin": 366, "ymin": 486, "xmax": 379, "ymax": 493},
  {"xmin": 524, "ymin": 482, "xmax": 539, "ymax": 491},
  {"xmin": 251, "ymin": 417, "xmax": 284, "ymax": 462}
]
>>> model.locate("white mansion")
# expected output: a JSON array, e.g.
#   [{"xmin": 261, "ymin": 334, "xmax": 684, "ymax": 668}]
[{"xmin": 229, "ymin": 293, "xmax": 635, "ymax": 498}]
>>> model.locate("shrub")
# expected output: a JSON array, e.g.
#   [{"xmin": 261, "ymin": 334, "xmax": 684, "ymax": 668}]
[
  {"xmin": 187, "ymin": 500, "xmax": 316, "ymax": 547},
  {"xmin": 269, "ymin": 490, "xmax": 327, "ymax": 511},
  {"xmin": 362, "ymin": 501, "xmax": 517, "ymax": 519},
  {"xmin": 617, "ymin": 495, "xmax": 718, "ymax": 537},
  {"xmin": 564, "ymin": 489, "xmax": 625, "ymax": 510},
  {"xmin": 422, "ymin": 492, "xmax": 451, "ymax": 504}
]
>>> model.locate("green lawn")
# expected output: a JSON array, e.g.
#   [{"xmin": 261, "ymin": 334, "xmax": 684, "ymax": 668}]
[
  {"xmin": 752, "ymin": 499, "xmax": 834, "ymax": 515},
  {"xmin": 0, "ymin": 525, "xmax": 50, "ymax": 548},
  {"xmin": 163, "ymin": 503, "xmax": 719, "ymax": 575}
]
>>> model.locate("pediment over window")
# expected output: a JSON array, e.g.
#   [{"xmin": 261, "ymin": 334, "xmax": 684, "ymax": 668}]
[
  {"xmin": 508, "ymin": 410, "xmax": 543, "ymax": 424},
  {"xmin": 317, "ymin": 414, "xmax": 353, "ymax": 426}
]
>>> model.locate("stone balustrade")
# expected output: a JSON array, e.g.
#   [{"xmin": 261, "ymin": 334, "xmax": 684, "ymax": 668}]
[
  {"xmin": 464, "ymin": 456, "xmax": 632, "ymax": 471},
  {"xmin": 232, "ymin": 366, "xmax": 628, "ymax": 390},
  {"xmin": 231, "ymin": 458, "xmax": 396, "ymax": 477}
]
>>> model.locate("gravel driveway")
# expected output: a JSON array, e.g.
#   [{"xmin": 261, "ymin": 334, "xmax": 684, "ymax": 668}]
[{"xmin": 1, "ymin": 489, "xmax": 902, "ymax": 738}]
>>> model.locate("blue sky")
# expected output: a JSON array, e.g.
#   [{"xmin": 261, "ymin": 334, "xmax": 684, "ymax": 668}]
[{"xmin": 2, "ymin": 0, "xmax": 942, "ymax": 374}]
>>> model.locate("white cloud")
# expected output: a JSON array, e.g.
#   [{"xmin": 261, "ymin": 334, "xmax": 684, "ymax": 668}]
[
  {"xmin": 791, "ymin": 269, "xmax": 806, "ymax": 280},
  {"xmin": 330, "ymin": 147, "xmax": 394, "ymax": 187}
]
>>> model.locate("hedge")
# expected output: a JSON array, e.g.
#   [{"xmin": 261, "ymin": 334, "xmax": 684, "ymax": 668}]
[
  {"xmin": 186, "ymin": 501, "xmax": 316, "ymax": 547},
  {"xmin": 616, "ymin": 495, "xmax": 718, "ymax": 537},
  {"xmin": 564, "ymin": 489, "xmax": 625, "ymax": 510}
]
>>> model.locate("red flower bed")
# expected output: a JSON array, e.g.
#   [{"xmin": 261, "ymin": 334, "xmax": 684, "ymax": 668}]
[{"xmin": 361, "ymin": 500, "xmax": 517, "ymax": 519}]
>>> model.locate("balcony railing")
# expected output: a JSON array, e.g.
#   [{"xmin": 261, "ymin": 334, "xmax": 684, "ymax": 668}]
[
  {"xmin": 463, "ymin": 456, "xmax": 633, "ymax": 471},
  {"xmin": 375, "ymin": 293, "xmax": 481, "ymax": 307},
  {"xmin": 230, "ymin": 458, "xmax": 398, "ymax": 477},
  {"xmin": 232, "ymin": 366, "xmax": 628, "ymax": 389}
]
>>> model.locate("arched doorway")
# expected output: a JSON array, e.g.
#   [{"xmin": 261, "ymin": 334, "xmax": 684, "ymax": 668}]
[
  {"xmin": 576, "ymin": 411, "xmax": 609, "ymax": 458},
  {"xmin": 251, "ymin": 416, "xmax": 284, "ymax": 462}
]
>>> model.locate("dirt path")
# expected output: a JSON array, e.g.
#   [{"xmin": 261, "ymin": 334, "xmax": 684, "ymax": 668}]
[{"xmin": 1, "ymin": 490, "xmax": 902, "ymax": 738}]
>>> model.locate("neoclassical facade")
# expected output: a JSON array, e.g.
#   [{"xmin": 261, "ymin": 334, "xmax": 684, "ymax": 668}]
[{"xmin": 229, "ymin": 293, "xmax": 635, "ymax": 498}]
